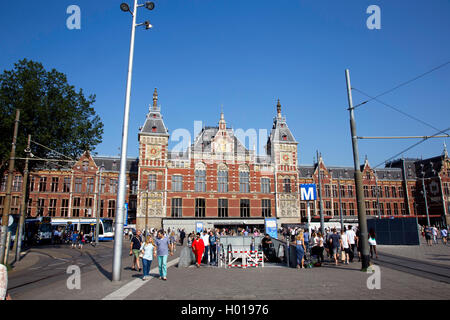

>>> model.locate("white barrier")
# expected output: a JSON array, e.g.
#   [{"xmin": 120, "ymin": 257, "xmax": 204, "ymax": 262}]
[{"xmin": 226, "ymin": 250, "xmax": 264, "ymax": 269}]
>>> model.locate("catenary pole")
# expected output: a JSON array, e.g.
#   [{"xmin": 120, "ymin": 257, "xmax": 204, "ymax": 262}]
[
  {"xmin": 0, "ymin": 109, "xmax": 20, "ymax": 264},
  {"xmin": 316, "ymin": 150, "xmax": 325, "ymax": 236},
  {"xmin": 112, "ymin": 0, "xmax": 138, "ymax": 282},
  {"xmin": 421, "ymin": 172, "xmax": 430, "ymax": 227},
  {"xmin": 338, "ymin": 174, "xmax": 344, "ymax": 231},
  {"xmin": 345, "ymin": 69, "xmax": 370, "ymax": 270},
  {"xmin": 13, "ymin": 134, "xmax": 31, "ymax": 262}
]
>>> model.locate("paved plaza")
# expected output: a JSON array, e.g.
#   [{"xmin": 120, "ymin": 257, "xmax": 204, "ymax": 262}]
[{"xmin": 5, "ymin": 236, "xmax": 450, "ymax": 301}]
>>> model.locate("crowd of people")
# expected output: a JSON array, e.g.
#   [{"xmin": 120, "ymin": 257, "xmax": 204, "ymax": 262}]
[
  {"xmin": 281, "ymin": 225, "xmax": 379, "ymax": 269},
  {"xmin": 420, "ymin": 225, "xmax": 448, "ymax": 246}
]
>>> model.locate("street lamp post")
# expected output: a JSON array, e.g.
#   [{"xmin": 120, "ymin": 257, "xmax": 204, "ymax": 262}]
[
  {"xmin": 112, "ymin": 0, "xmax": 155, "ymax": 283},
  {"xmin": 95, "ymin": 163, "xmax": 105, "ymax": 246}
]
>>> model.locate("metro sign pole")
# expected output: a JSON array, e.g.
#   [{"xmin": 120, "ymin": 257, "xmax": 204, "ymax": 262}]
[
  {"xmin": 345, "ymin": 69, "xmax": 370, "ymax": 270},
  {"xmin": 300, "ymin": 184, "xmax": 317, "ymax": 236}
]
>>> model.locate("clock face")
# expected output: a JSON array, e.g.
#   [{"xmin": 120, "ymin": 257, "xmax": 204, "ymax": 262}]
[
  {"xmin": 281, "ymin": 152, "xmax": 291, "ymax": 165},
  {"xmin": 147, "ymin": 145, "xmax": 161, "ymax": 159}
]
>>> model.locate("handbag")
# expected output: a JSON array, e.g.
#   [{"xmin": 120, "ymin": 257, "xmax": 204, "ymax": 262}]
[
  {"xmin": 139, "ymin": 251, "xmax": 144, "ymax": 258},
  {"xmin": 340, "ymin": 250, "xmax": 346, "ymax": 261}
]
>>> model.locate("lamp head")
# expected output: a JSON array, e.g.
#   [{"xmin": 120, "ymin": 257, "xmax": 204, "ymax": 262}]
[
  {"xmin": 120, "ymin": 3, "xmax": 130, "ymax": 12},
  {"xmin": 145, "ymin": 1, "xmax": 155, "ymax": 10},
  {"xmin": 144, "ymin": 21, "xmax": 153, "ymax": 29}
]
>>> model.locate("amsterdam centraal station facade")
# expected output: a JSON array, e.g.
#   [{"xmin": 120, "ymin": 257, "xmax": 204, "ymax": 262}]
[{"xmin": 1, "ymin": 89, "xmax": 450, "ymax": 231}]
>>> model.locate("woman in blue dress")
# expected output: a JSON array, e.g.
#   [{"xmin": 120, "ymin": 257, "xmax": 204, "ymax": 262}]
[{"xmin": 294, "ymin": 231, "xmax": 306, "ymax": 269}]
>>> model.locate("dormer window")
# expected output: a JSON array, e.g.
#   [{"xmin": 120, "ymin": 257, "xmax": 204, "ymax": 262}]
[
  {"xmin": 152, "ymin": 126, "xmax": 157, "ymax": 133},
  {"xmin": 282, "ymin": 135, "xmax": 287, "ymax": 141},
  {"xmin": 152, "ymin": 114, "xmax": 157, "ymax": 118}
]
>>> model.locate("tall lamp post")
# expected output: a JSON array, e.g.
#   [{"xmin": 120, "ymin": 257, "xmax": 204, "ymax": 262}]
[
  {"xmin": 112, "ymin": 0, "xmax": 155, "ymax": 283},
  {"xmin": 95, "ymin": 163, "xmax": 105, "ymax": 246}
]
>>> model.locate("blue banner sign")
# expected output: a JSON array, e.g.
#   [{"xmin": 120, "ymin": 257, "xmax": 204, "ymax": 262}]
[
  {"xmin": 196, "ymin": 222, "xmax": 203, "ymax": 234},
  {"xmin": 265, "ymin": 218, "xmax": 278, "ymax": 239}
]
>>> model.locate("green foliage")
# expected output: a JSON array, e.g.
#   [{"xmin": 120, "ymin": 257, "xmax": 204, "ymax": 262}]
[{"xmin": 0, "ymin": 59, "xmax": 104, "ymax": 171}]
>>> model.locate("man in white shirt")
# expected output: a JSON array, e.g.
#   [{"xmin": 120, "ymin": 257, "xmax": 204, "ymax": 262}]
[
  {"xmin": 201, "ymin": 230, "xmax": 210, "ymax": 264},
  {"xmin": 345, "ymin": 226, "xmax": 357, "ymax": 263}
]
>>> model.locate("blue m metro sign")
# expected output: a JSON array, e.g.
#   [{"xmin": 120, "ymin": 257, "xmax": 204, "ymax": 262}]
[{"xmin": 300, "ymin": 184, "xmax": 317, "ymax": 201}]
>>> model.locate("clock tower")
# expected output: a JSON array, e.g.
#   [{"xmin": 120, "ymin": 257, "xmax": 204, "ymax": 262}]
[
  {"xmin": 137, "ymin": 88, "xmax": 169, "ymax": 231},
  {"xmin": 266, "ymin": 99, "xmax": 300, "ymax": 224}
]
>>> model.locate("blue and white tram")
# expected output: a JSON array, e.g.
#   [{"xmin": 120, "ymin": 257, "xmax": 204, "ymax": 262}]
[{"xmin": 51, "ymin": 218, "xmax": 114, "ymax": 241}]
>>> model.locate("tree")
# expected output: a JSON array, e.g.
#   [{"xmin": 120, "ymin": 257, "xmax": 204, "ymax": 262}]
[{"xmin": 0, "ymin": 59, "xmax": 104, "ymax": 172}]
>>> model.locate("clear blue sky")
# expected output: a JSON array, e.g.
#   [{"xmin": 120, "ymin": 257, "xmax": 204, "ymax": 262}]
[{"xmin": 1, "ymin": 0, "xmax": 449, "ymax": 167}]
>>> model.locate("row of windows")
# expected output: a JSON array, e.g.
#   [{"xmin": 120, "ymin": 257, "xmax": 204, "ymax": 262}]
[
  {"xmin": 152, "ymin": 174, "xmax": 299, "ymax": 194},
  {"xmin": 27, "ymin": 197, "xmax": 118, "ymax": 218},
  {"xmin": 170, "ymin": 198, "xmax": 272, "ymax": 218},
  {"xmin": 148, "ymin": 173, "xmax": 274, "ymax": 193},
  {"xmin": 0, "ymin": 176, "xmax": 138, "ymax": 195},
  {"xmin": 299, "ymin": 200, "xmax": 409, "ymax": 217}
]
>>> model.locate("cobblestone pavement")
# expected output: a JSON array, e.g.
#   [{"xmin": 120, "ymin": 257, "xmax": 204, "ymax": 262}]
[{"xmin": 7, "ymin": 238, "xmax": 450, "ymax": 300}]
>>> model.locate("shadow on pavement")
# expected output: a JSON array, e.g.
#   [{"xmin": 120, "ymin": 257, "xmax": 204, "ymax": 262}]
[{"xmin": 85, "ymin": 252, "xmax": 112, "ymax": 281}]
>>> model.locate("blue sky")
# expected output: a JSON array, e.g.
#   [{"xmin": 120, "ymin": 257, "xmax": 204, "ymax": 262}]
[{"xmin": 1, "ymin": 0, "xmax": 449, "ymax": 167}]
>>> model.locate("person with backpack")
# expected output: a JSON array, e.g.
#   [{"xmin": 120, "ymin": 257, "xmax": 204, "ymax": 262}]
[
  {"xmin": 329, "ymin": 228, "xmax": 342, "ymax": 266},
  {"xmin": 130, "ymin": 230, "xmax": 143, "ymax": 272},
  {"xmin": 209, "ymin": 231, "xmax": 217, "ymax": 266}
]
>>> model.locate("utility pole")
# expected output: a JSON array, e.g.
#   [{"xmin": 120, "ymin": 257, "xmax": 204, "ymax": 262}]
[
  {"xmin": 420, "ymin": 164, "xmax": 430, "ymax": 226},
  {"xmin": 345, "ymin": 69, "xmax": 370, "ymax": 270},
  {"xmin": 338, "ymin": 174, "xmax": 344, "ymax": 231},
  {"xmin": 316, "ymin": 150, "xmax": 325, "ymax": 236},
  {"xmin": 13, "ymin": 134, "xmax": 31, "ymax": 262},
  {"xmin": 0, "ymin": 109, "xmax": 20, "ymax": 264}
]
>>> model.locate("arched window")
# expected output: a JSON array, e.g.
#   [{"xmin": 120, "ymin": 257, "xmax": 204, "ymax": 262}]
[
  {"xmin": 195, "ymin": 162, "xmax": 206, "ymax": 192},
  {"xmin": 239, "ymin": 165, "xmax": 250, "ymax": 193},
  {"xmin": 218, "ymin": 163, "xmax": 228, "ymax": 193},
  {"xmin": 283, "ymin": 178, "xmax": 291, "ymax": 193}
]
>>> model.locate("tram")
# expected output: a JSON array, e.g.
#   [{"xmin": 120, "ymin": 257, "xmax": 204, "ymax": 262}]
[
  {"xmin": 25, "ymin": 216, "xmax": 53, "ymax": 244},
  {"xmin": 51, "ymin": 218, "xmax": 114, "ymax": 241}
]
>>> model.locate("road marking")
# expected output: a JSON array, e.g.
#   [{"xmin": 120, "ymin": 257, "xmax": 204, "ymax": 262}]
[{"xmin": 102, "ymin": 258, "xmax": 179, "ymax": 300}]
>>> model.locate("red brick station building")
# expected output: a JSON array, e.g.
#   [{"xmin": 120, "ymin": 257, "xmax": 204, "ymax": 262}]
[{"xmin": 1, "ymin": 90, "xmax": 450, "ymax": 232}]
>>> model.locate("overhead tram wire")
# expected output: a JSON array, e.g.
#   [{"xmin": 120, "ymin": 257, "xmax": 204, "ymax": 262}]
[
  {"xmin": 352, "ymin": 88, "xmax": 450, "ymax": 136},
  {"xmin": 31, "ymin": 140, "xmax": 76, "ymax": 161},
  {"xmin": 373, "ymin": 126, "xmax": 450, "ymax": 169},
  {"xmin": 352, "ymin": 60, "xmax": 450, "ymax": 110}
]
